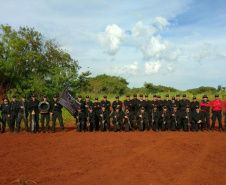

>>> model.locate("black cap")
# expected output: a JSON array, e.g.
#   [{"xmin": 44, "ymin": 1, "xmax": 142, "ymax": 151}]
[
  {"xmin": 77, "ymin": 107, "xmax": 81, "ymax": 109},
  {"xmin": 78, "ymin": 95, "xmax": 82, "ymax": 98},
  {"xmin": 145, "ymin": 95, "xmax": 148, "ymax": 97},
  {"xmin": 166, "ymin": 94, "xmax": 169, "ymax": 97},
  {"xmin": 53, "ymin": 94, "xmax": 57, "ymax": 98},
  {"xmin": 133, "ymin": 94, "xmax": 137, "ymax": 97},
  {"xmin": 186, "ymin": 105, "xmax": 190, "ymax": 108},
  {"xmin": 153, "ymin": 94, "xmax": 157, "ymax": 97},
  {"xmin": 126, "ymin": 94, "xmax": 130, "ymax": 97},
  {"xmin": 172, "ymin": 97, "xmax": 175, "ymax": 100},
  {"xmin": 115, "ymin": 96, "xmax": 119, "ymax": 99},
  {"xmin": 157, "ymin": 95, "xmax": 161, "ymax": 98},
  {"xmin": 31, "ymin": 94, "xmax": 36, "ymax": 97},
  {"xmin": 43, "ymin": 95, "xmax": 47, "ymax": 98},
  {"xmin": 176, "ymin": 94, "xmax": 180, "ymax": 97},
  {"xmin": 195, "ymin": 105, "xmax": 199, "ymax": 109},
  {"xmin": 101, "ymin": 104, "xmax": 106, "ymax": 108},
  {"xmin": 3, "ymin": 97, "xmax": 9, "ymax": 101},
  {"xmin": 89, "ymin": 106, "xmax": 93, "ymax": 110},
  {"xmin": 103, "ymin": 95, "xmax": 107, "ymax": 98},
  {"xmin": 95, "ymin": 97, "xmax": 98, "ymax": 100},
  {"xmin": 193, "ymin": 96, "xmax": 196, "ymax": 99},
  {"xmin": 140, "ymin": 94, "xmax": 143, "ymax": 97},
  {"xmin": 183, "ymin": 94, "xmax": 186, "ymax": 97},
  {"xmin": 203, "ymin": 95, "xmax": 208, "ymax": 98},
  {"xmin": 173, "ymin": 104, "xmax": 177, "ymax": 107},
  {"xmin": 116, "ymin": 107, "xmax": 120, "ymax": 110},
  {"xmin": 12, "ymin": 95, "xmax": 16, "ymax": 98},
  {"xmin": 163, "ymin": 105, "xmax": 167, "ymax": 109},
  {"xmin": 86, "ymin": 95, "xmax": 89, "ymax": 98},
  {"xmin": 153, "ymin": 104, "xmax": 157, "ymax": 108},
  {"xmin": 22, "ymin": 95, "xmax": 26, "ymax": 98},
  {"xmin": 125, "ymin": 106, "xmax": 129, "ymax": 109},
  {"xmin": 141, "ymin": 107, "xmax": 145, "ymax": 110},
  {"xmin": 215, "ymin": 94, "xmax": 219, "ymax": 97}
]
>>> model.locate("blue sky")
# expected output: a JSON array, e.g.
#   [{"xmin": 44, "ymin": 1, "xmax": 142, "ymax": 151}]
[{"xmin": 1, "ymin": 0, "xmax": 226, "ymax": 90}]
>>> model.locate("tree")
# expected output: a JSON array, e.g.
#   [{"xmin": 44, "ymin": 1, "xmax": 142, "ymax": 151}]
[
  {"xmin": 0, "ymin": 25, "xmax": 86, "ymax": 98},
  {"xmin": 86, "ymin": 74, "xmax": 129, "ymax": 95}
]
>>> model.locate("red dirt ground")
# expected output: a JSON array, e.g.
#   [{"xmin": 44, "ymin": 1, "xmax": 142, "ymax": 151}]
[{"xmin": 0, "ymin": 126, "xmax": 226, "ymax": 185}]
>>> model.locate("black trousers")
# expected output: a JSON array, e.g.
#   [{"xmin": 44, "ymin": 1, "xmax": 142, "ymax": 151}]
[
  {"xmin": 113, "ymin": 121, "xmax": 123, "ymax": 132},
  {"xmin": 1, "ymin": 114, "xmax": 11, "ymax": 132},
  {"xmin": 41, "ymin": 113, "xmax": 50, "ymax": 131},
  {"xmin": 137, "ymin": 120, "xmax": 148, "ymax": 131},
  {"xmin": 212, "ymin": 111, "xmax": 222, "ymax": 129},
  {"xmin": 202, "ymin": 111, "xmax": 210, "ymax": 129},
  {"xmin": 52, "ymin": 111, "xmax": 64, "ymax": 132},
  {"xmin": 16, "ymin": 112, "xmax": 28, "ymax": 132},
  {"xmin": 10, "ymin": 112, "xmax": 18, "ymax": 132},
  {"xmin": 171, "ymin": 120, "xmax": 181, "ymax": 131},
  {"xmin": 99, "ymin": 120, "xmax": 110, "ymax": 132},
  {"xmin": 29, "ymin": 112, "xmax": 39, "ymax": 133},
  {"xmin": 194, "ymin": 121, "xmax": 205, "ymax": 131},
  {"xmin": 124, "ymin": 120, "xmax": 135, "ymax": 132},
  {"xmin": 77, "ymin": 121, "xmax": 85, "ymax": 132}
]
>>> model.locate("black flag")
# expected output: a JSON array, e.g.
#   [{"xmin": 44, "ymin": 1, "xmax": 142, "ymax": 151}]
[{"xmin": 58, "ymin": 88, "xmax": 81, "ymax": 116}]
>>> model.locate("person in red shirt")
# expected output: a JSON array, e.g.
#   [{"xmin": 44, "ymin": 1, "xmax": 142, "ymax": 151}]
[
  {"xmin": 224, "ymin": 101, "xmax": 226, "ymax": 132},
  {"xmin": 211, "ymin": 94, "xmax": 223, "ymax": 132},
  {"xmin": 200, "ymin": 95, "xmax": 211, "ymax": 131}
]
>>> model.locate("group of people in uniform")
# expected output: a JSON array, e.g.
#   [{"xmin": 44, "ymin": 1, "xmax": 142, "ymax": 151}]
[
  {"xmin": 0, "ymin": 93, "xmax": 225, "ymax": 134},
  {"xmin": 75, "ymin": 93, "xmax": 226, "ymax": 133},
  {"xmin": 0, "ymin": 94, "xmax": 64, "ymax": 134}
]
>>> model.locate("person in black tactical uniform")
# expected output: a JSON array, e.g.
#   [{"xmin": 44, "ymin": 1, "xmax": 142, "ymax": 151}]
[
  {"xmin": 145, "ymin": 95, "xmax": 151, "ymax": 130},
  {"xmin": 151, "ymin": 104, "xmax": 160, "ymax": 132},
  {"xmin": 50, "ymin": 95, "xmax": 65, "ymax": 133},
  {"xmin": 84, "ymin": 95, "xmax": 93, "ymax": 130},
  {"xmin": 181, "ymin": 105, "xmax": 193, "ymax": 132},
  {"xmin": 86, "ymin": 106, "xmax": 96, "ymax": 132},
  {"xmin": 163, "ymin": 94, "xmax": 172, "ymax": 111},
  {"xmin": 16, "ymin": 95, "xmax": 29, "ymax": 133},
  {"xmin": 160, "ymin": 106, "xmax": 170, "ymax": 131},
  {"xmin": 169, "ymin": 97, "xmax": 176, "ymax": 111},
  {"xmin": 170, "ymin": 104, "xmax": 182, "ymax": 131},
  {"xmin": 1, "ymin": 97, "xmax": 11, "ymax": 133},
  {"xmin": 192, "ymin": 105, "xmax": 205, "ymax": 132},
  {"xmin": 99, "ymin": 105, "xmax": 110, "ymax": 132},
  {"xmin": 175, "ymin": 95, "xmax": 181, "ymax": 110},
  {"xmin": 77, "ymin": 95, "xmax": 85, "ymax": 113},
  {"xmin": 157, "ymin": 95, "xmax": 163, "ymax": 112},
  {"xmin": 28, "ymin": 94, "xmax": 40, "ymax": 133},
  {"xmin": 39, "ymin": 95, "xmax": 50, "ymax": 133},
  {"xmin": 131, "ymin": 94, "xmax": 139, "ymax": 115},
  {"xmin": 75, "ymin": 107, "xmax": 85, "ymax": 132},
  {"xmin": 136, "ymin": 107, "xmax": 148, "ymax": 131},
  {"xmin": 180, "ymin": 94, "xmax": 190, "ymax": 112},
  {"xmin": 123, "ymin": 106, "xmax": 135, "ymax": 132},
  {"xmin": 123, "ymin": 95, "xmax": 133, "ymax": 112},
  {"xmin": 112, "ymin": 96, "xmax": 122, "ymax": 112},
  {"xmin": 93, "ymin": 97, "xmax": 101, "ymax": 131},
  {"xmin": 100, "ymin": 96, "xmax": 111, "ymax": 129},
  {"xmin": 111, "ymin": 107, "xmax": 124, "ymax": 132},
  {"xmin": 101, "ymin": 95, "xmax": 111, "ymax": 114},
  {"xmin": 138, "ymin": 94, "xmax": 147, "ymax": 110},
  {"xmin": 10, "ymin": 95, "xmax": 19, "ymax": 132},
  {"xmin": 190, "ymin": 96, "xmax": 199, "ymax": 113}
]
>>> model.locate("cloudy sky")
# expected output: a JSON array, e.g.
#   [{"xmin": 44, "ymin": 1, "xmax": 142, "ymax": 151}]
[{"xmin": 1, "ymin": 0, "xmax": 226, "ymax": 90}]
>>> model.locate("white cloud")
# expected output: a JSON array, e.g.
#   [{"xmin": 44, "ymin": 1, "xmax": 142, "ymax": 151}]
[
  {"xmin": 106, "ymin": 61, "xmax": 139, "ymax": 75},
  {"xmin": 131, "ymin": 19, "xmax": 180, "ymax": 63},
  {"xmin": 98, "ymin": 24, "xmax": 126, "ymax": 55},
  {"xmin": 166, "ymin": 62, "xmax": 175, "ymax": 72},
  {"xmin": 154, "ymin": 16, "xmax": 170, "ymax": 31},
  {"xmin": 145, "ymin": 61, "xmax": 161, "ymax": 74}
]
